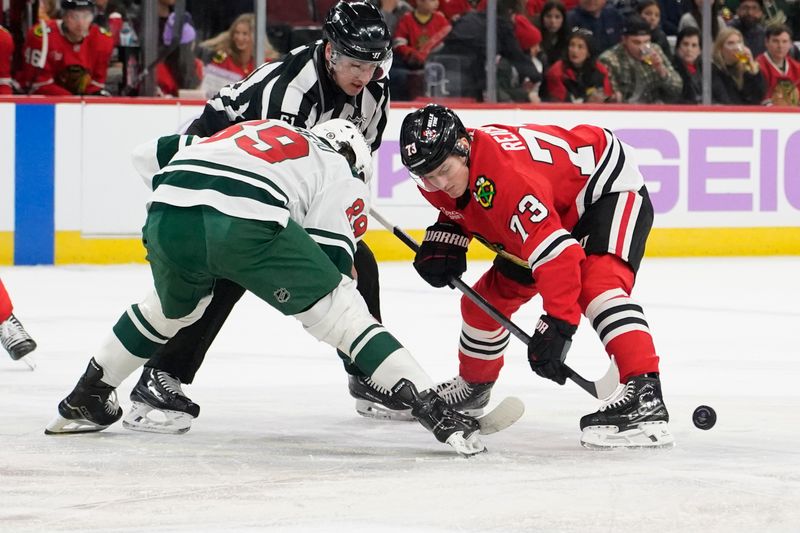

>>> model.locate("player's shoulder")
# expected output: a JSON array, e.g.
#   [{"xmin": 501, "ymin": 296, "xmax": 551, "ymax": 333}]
[{"xmin": 26, "ymin": 20, "xmax": 55, "ymax": 41}]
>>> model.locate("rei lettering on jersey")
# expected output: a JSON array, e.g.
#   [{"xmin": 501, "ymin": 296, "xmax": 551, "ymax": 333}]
[{"xmin": 479, "ymin": 126, "xmax": 526, "ymax": 151}]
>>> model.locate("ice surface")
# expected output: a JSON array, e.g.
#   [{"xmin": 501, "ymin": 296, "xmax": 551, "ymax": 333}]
[{"xmin": 1, "ymin": 258, "xmax": 799, "ymax": 532}]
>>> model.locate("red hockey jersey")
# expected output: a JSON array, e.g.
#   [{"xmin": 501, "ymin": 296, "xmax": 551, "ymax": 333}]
[
  {"xmin": 0, "ymin": 26, "xmax": 13, "ymax": 95},
  {"xmin": 420, "ymin": 124, "xmax": 643, "ymax": 324},
  {"xmin": 18, "ymin": 19, "xmax": 114, "ymax": 95},
  {"xmin": 393, "ymin": 11, "xmax": 451, "ymax": 65},
  {"xmin": 757, "ymin": 53, "xmax": 800, "ymax": 106}
]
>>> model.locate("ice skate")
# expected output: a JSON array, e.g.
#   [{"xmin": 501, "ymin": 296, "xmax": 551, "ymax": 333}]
[
  {"xmin": 1, "ymin": 313, "xmax": 37, "ymax": 367},
  {"xmin": 348, "ymin": 374, "xmax": 414, "ymax": 421},
  {"xmin": 579, "ymin": 373, "xmax": 674, "ymax": 449},
  {"xmin": 392, "ymin": 379, "xmax": 485, "ymax": 457},
  {"xmin": 122, "ymin": 368, "xmax": 200, "ymax": 434},
  {"xmin": 45, "ymin": 358, "xmax": 122, "ymax": 434},
  {"xmin": 435, "ymin": 375, "xmax": 494, "ymax": 416}
]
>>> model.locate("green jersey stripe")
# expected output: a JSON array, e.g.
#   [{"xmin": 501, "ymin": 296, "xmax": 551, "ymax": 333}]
[
  {"xmin": 350, "ymin": 323, "xmax": 382, "ymax": 354},
  {"xmin": 113, "ymin": 311, "xmax": 165, "ymax": 359},
  {"xmin": 353, "ymin": 332, "xmax": 405, "ymax": 375},
  {"xmin": 153, "ymin": 170, "xmax": 284, "ymax": 207},
  {"xmin": 167, "ymin": 158, "xmax": 290, "ymax": 203},
  {"xmin": 153, "ymin": 170, "xmax": 287, "ymax": 207},
  {"xmin": 131, "ymin": 304, "xmax": 170, "ymax": 342},
  {"xmin": 306, "ymin": 228, "xmax": 356, "ymax": 256},
  {"xmin": 149, "ymin": 185, "xmax": 290, "ymax": 225}
]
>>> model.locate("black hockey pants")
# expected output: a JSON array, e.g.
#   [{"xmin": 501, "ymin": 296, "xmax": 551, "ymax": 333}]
[{"xmin": 145, "ymin": 240, "xmax": 382, "ymax": 383}]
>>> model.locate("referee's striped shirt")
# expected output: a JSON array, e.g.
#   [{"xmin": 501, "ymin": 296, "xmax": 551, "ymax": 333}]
[{"xmin": 188, "ymin": 40, "xmax": 390, "ymax": 153}]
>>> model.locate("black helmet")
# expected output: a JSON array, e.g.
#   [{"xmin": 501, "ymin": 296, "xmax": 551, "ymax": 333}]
[
  {"xmin": 61, "ymin": 0, "xmax": 95, "ymax": 10},
  {"xmin": 400, "ymin": 105, "xmax": 469, "ymax": 176},
  {"xmin": 323, "ymin": 1, "xmax": 391, "ymax": 62}
]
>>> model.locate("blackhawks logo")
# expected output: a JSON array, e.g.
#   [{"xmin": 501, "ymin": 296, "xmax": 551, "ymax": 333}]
[{"xmin": 473, "ymin": 176, "xmax": 495, "ymax": 208}]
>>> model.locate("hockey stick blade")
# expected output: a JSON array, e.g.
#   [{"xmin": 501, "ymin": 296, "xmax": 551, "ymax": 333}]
[{"xmin": 477, "ymin": 396, "xmax": 525, "ymax": 435}]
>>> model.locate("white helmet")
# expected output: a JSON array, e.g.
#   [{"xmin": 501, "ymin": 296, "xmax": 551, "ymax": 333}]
[{"xmin": 311, "ymin": 119, "xmax": 373, "ymax": 184}]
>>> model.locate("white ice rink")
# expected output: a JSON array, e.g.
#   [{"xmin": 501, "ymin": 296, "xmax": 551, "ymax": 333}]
[{"xmin": 1, "ymin": 257, "xmax": 799, "ymax": 532}]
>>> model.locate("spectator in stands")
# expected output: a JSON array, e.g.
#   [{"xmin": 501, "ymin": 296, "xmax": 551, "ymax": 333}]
[
  {"xmin": 38, "ymin": 0, "xmax": 61, "ymax": 21},
  {"xmin": 93, "ymin": 0, "xmax": 128, "ymax": 31},
  {"xmin": 0, "ymin": 25, "xmax": 14, "ymax": 95},
  {"xmin": 567, "ymin": 0, "xmax": 625, "ymax": 53},
  {"xmin": 156, "ymin": 11, "xmax": 203, "ymax": 97},
  {"xmin": 637, "ymin": 0, "xmax": 672, "ymax": 57},
  {"xmin": 390, "ymin": 0, "xmax": 451, "ymax": 100},
  {"xmin": 538, "ymin": 0, "xmax": 570, "ymax": 67},
  {"xmin": 730, "ymin": 0, "xmax": 767, "ymax": 57},
  {"xmin": 671, "ymin": 25, "xmax": 703, "ymax": 103},
  {"xmin": 199, "ymin": 14, "xmax": 279, "ymax": 98},
  {"xmin": 498, "ymin": 13, "xmax": 544, "ymax": 101},
  {"xmin": 544, "ymin": 27, "xmax": 614, "ymax": 101},
  {"xmin": 441, "ymin": 0, "xmax": 540, "ymax": 100},
  {"xmin": 711, "ymin": 26, "xmax": 766, "ymax": 103},
  {"xmin": 200, "ymin": 14, "xmax": 279, "ymax": 78},
  {"xmin": 757, "ymin": 23, "xmax": 800, "ymax": 105},
  {"xmin": 679, "ymin": 0, "xmax": 725, "ymax": 39},
  {"xmin": 599, "ymin": 14, "xmax": 683, "ymax": 102},
  {"xmin": 378, "ymin": 0, "xmax": 413, "ymax": 34},
  {"xmin": 17, "ymin": 0, "xmax": 114, "ymax": 95}
]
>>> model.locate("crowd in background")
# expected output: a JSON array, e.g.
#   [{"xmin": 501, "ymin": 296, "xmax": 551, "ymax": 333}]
[{"xmin": 1, "ymin": 0, "xmax": 799, "ymax": 105}]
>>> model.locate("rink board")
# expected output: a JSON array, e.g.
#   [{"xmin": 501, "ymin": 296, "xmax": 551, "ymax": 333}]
[{"xmin": 1, "ymin": 98, "xmax": 799, "ymax": 265}]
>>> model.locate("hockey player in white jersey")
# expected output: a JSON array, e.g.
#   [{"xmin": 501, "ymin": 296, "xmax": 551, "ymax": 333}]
[{"xmin": 44, "ymin": 119, "xmax": 487, "ymax": 456}]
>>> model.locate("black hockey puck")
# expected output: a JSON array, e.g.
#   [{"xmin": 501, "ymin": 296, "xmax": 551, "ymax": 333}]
[{"xmin": 692, "ymin": 405, "xmax": 717, "ymax": 430}]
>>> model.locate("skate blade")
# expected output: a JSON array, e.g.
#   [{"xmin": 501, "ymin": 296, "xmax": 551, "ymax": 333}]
[
  {"xmin": 445, "ymin": 430, "xmax": 486, "ymax": 457},
  {"xmin": 122, "ymin": 401, "xmax": 193, "ymax": 434},
  {"xmin": 44, "ymin": 414, "xmax": 110, "ymax": 435},
  {"xmin": 354, "ymin": 399, "xmax": 415, "ymax": 422},
  {"xmin": 580, "ymin": 421, "xmax": 675, "ymax": 449}
]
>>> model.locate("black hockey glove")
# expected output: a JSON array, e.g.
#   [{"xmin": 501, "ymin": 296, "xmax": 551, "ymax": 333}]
[
  {"xmin": 528, "ymin": 314, "xmax": 577, "ymax": 385},
  {"xmin": 413, "ymin": 222, "xmax": 470, "ymax": 288}
]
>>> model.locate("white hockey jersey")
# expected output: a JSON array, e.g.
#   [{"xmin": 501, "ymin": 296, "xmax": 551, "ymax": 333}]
[{"xmin": 131, "ymin": 119, "xmax": 370, "ymax": 273}]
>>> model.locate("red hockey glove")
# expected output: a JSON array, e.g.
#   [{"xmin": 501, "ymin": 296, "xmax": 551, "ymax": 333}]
[
  {"xmin": 413, "ymin": 222, "xmax": 469, "ymax": 288},
  {"xmin": 528, "ymin": 314, "xmax": 577, "ymax": 385}
]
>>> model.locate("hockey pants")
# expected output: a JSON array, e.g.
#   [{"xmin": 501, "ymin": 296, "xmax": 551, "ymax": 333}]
[{"xmin": 145, "ymin": 239, "xmax": 382, "ymax": 383}]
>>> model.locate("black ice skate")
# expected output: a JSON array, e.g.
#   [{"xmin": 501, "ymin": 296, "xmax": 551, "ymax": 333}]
[
  {"xmin": 45, "ymin": 358, "xmax": 122, "ymax": 434},
  {"xmin": 348, "ymin": 374, "xmax": 414, "ymax": 421},
  {"xmin": 122, "ymin": 368, "xmax": 200, "ymax": 434},
  {"xmin": 435, "ymin": 375, "xmax": 494, "ymax": 416},
  {"xmin": 579, "ymin": 373, "xmax": 674, "ymax": 449},
  {"xmin": 392, "ymin": 379, "xmax": 485, "ymax": 456},
  {"xmin": 1, "ymin": 313, "xmax": 37, "ymax": 368}
]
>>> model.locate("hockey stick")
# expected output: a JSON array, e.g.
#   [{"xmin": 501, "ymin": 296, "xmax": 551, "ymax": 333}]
[{"xmin": 370, "ymin": 209, "xmax": 620, "ymax": 400}]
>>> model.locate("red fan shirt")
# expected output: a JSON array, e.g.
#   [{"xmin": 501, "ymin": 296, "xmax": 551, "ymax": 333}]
[
  {"xmin": 757, "ymin": 53, "xmax": 800, "ymax": 106},
  {"xmin": 0, "ymin": 26, "xmax": 13, "ymax": 95},
  {"xmin": 393, "ymin": 11, "xmax": 451, "ymax": 65},
  {"xmin": 18, "ymin": 19, "xmax": 114, "ymax": 95}
]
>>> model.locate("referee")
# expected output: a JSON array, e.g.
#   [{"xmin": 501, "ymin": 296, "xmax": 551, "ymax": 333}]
[{"xmin": 123, "ymin": 1, "xmax": 404, "ymax": 434}]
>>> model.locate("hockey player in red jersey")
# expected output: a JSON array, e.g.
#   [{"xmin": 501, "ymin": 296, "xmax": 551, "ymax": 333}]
[
  {"xmin": 17, "ymin": 0, "xmax": 114, "ymax": 95},
  {"xmin": 399, "ymin": 104, "xmax": 673, "ymax": 448}
]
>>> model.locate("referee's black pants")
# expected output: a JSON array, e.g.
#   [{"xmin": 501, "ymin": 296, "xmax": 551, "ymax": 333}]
[{"xmin": 145, "ymin": 240, "xmax": 381, "ymax": 383}]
